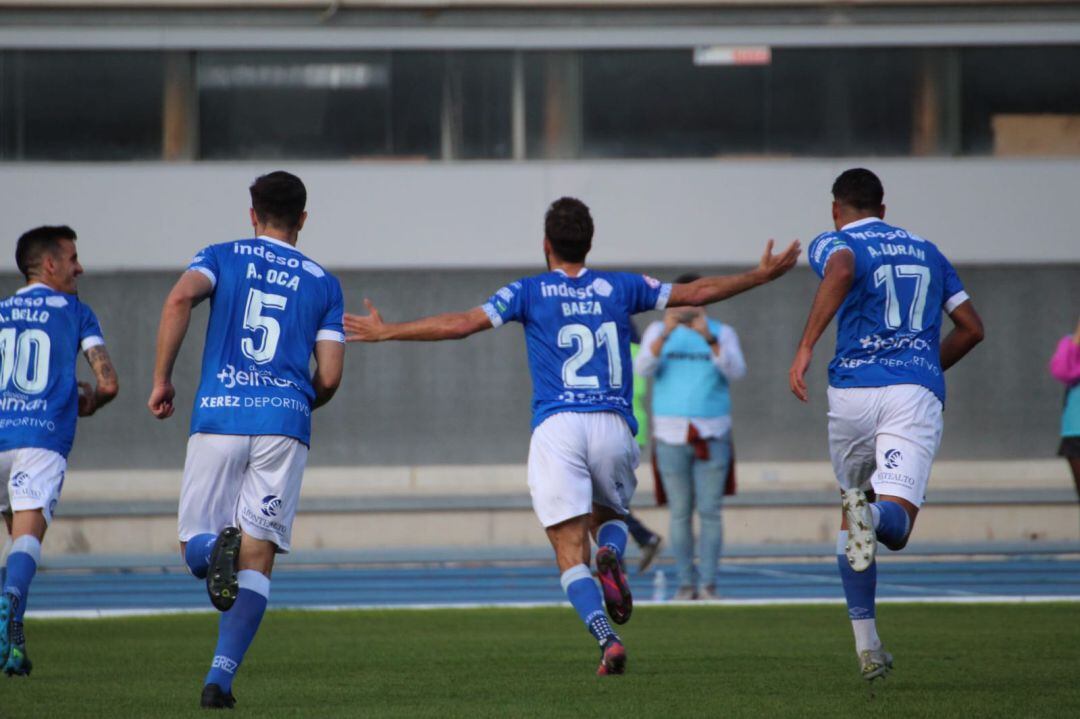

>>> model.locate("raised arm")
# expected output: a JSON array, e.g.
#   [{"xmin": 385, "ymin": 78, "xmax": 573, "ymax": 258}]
[
  {"xmin": 666, "ymin": 240, "xmax": 801, "ymax": 308},
  {"xmin": 148, "ymin": 270, "xmax": 214, "ymax": 419},
  {"xmin": 344, "ymin": 300, "xmax": 493, "ymax": 343},
  {"xmin": 789, "ymin": 249, "xmax": 856, "ymax": 402},
  {"xmin": 940, "ymin": 300, "xmax": 984, "ymax": 371},
  {"xmin": 78, "ymin": 344, "xmax": 119, "ymax": 417}
]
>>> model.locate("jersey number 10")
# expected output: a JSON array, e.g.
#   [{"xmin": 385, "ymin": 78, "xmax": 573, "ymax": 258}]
[
  {"xmin": 0, "ymin": 328, "xmax": 51, "ymax": 394},
  {"xmin": 873, "ymin": 264, "xmax": 931, "ymax": 332}
]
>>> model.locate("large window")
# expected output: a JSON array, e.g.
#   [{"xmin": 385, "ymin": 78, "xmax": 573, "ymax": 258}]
[
  {"xmin": 1, "ymin": 46, "xmax": 1078, "ymax": 161},
  {"xmin": 0, "ymin": 51, "xmax": 163, "ymax": 160}
]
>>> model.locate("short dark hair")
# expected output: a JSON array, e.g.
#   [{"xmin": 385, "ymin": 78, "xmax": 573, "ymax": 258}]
[
  {"xmin": 832, "ymin": 168, "xmax": 884, "ymax": 211},
  {"xmin": 544, "ymin": 197, "xmax": 593, "ymax": 264},
  {"xmin": 674, "ymin": 272, "xmax": 701, "ymax": 285},
  {"xmin": 250, "ymin": 171, "xmax": 307, "ymax": 230},
  {"xmin": 16, "ymin": 225, "xmax": 77, "ymax": 281}
]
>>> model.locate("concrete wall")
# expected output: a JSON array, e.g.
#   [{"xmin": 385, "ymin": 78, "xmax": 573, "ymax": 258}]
[
  {"xmin": 1, "ymin": 159, "xmax": 1079, "ymax": 270},
  {"xmin": 2, "ymin": 262, "xmax": 1076, "ymax": 469}
]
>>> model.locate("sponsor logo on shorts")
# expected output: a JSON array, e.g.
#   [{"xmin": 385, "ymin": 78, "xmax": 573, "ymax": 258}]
[
  {"xmin": 642, "ymin": 275, "xmax": 661, "ymax": 289},
  {"xmin": 211, "ymin": 655, "xmax": 238, "ymax": 674},
  {"xmin": 876, "ymin": 471, "xmax": 916, "ymax": 488},
  {"xmin": 260, "ymin": 495, "xmax": 282, "ymax": 518},
  {"xmin": 10, "ymin": 471, "xmax": 29, "ymax": 488},
  {"xmin": 883, "ymin": 449, "xmax": 903, "ymax": 469}
]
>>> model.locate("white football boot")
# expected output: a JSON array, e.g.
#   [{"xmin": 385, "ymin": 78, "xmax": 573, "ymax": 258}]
[
  {"xmin": 842, "ymin": 488, "xmax": 876, "ymax": 572},
  {"xmin": 858, "ymin": 647, "xmax": 894, "ymax": 681}
]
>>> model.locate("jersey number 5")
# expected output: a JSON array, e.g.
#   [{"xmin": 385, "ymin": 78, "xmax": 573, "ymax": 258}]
[
  {"xmin": 873, "ymin": 264, "xmax": 930, "ymax": 332},
  {"xmin": 241, "ymin": 289, "xmax": 288, "ymax": 364},
  {"xmin": 0, "ymin": 328, "xmax": 51, "ymax": 394},
  {"xmin": 558, "ymin": 322, "xmax": 622, "ymax": 389}
]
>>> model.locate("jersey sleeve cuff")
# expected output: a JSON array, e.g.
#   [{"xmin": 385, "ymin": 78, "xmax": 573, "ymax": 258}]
[
  {"xmin": 190, "ymin": 266, "xmax": 217, "ymax": 289},
  {"xmin": 80, "ymin": 335, "xmax": 105, "ymax": 352},
  {"xmin": 482, "ymin": 303, "xmax": 505, "ymax": 328},
  {"xmin": 655, "ymin": 283, "xmax": 673, "ymax": 310},
  {"xmin": 944, "ymin": 290, "xmax": 970, "ymax": 313},
  {"xmin": 316, "ymin": 329, "xmax": 346, "ymax": 344}
]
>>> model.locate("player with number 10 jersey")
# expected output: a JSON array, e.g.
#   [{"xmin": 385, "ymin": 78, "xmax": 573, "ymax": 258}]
[{"xmin": 343, "ymin": 197, "xmax": 799, "ymax": 676}]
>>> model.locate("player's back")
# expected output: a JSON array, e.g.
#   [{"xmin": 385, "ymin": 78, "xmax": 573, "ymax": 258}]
[
  {"xmin": 0, "ymin": 284, "xmax": 103, "ymax": 456},
  {"xmin": 484, "ymin": 269, "xmax": 670, "ymax": 433},
  {"xmin": 808, "ymin": 218, "xmax": 968, "ymax": 404},
  {"xmin": 187, "ymin": 237, "xmax": 344, "ymax": 445}
]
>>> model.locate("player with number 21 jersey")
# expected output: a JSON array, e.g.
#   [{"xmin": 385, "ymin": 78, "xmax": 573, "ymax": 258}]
[{"xmin": 344, "ymin": 197, "xmax": 799, "ymax": 677}]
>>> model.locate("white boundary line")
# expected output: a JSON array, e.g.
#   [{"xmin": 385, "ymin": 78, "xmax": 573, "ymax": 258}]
[{"xmin": 27, "ymin": 595, "xmax": 1080, "ymax": 620}]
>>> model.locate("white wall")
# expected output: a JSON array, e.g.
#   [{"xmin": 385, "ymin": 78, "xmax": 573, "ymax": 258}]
[{"xmin": 1, "ymin": 158, "xmax": 1077, "ymax": 270}]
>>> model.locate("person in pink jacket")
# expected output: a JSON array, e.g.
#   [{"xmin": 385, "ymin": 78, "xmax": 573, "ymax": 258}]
[{"xmin": 1050, "ymin": 317, "xmax": 1080, "ymax": 499}]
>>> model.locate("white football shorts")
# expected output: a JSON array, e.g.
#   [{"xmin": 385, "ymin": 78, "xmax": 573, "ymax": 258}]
[
  {"xmin": 527, "ymin": 411, "xmax": 640, "ymax": 528},
  {"xmin": 827, "ymin": 384, "xmax": 944, "ymax": 508},
  {"xmin": 0, "ymin": 448, "xmax": 67, "ymax": 525},
  {"xmin": 178, "ymin": 433, "xmax": 308, "ymax": 553}
]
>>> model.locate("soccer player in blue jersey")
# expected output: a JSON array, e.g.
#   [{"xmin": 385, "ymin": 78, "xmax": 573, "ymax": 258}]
[
  {"xmin": 344, "ymin": 197, "xmax": 799, "ymax": 675},
  {"xmin": 789, "ymin": 169, "xmax": 984, "ymax": 681},
  {"xmin": 0, "ymin": 225, "xmax": 119, "ymax": 676},
  {"xmin": 148, "ymin": 171, "xmax": 345, "ymax": 708}
]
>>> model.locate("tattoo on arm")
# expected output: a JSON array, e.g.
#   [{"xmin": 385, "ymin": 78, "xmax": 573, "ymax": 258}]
[{"xmin": 85, "ymin": 345, "xmax": 119, "ymax": 403}]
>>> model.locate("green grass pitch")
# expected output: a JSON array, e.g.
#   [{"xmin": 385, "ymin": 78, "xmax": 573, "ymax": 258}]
[{"xmin": 3, "ymin": 603, "xmax": 1078, "ymax": 718}]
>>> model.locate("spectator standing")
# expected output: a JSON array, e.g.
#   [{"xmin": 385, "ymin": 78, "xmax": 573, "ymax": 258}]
[
  {"xmin": 1050, "ymin": 316, "xmax": 1080, "ymax": 500},
  {"xmin": 634, "ymin": 273, "xmax": 745, "ymax": 600}
]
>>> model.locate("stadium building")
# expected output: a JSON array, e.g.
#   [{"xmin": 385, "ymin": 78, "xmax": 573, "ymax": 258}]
[{"xmin": 0, "ymin": 0, "xmax": 1078, "ymax": 559}]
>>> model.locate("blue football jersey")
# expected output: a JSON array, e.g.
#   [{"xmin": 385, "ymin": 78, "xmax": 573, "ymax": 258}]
[
  {"xmin": 808, "ymin": 218, "xmax": 969, "ymax": 405},
  {"xmin": 483, "ymin": 269, "xmax": 672, "ymax": 433},
  {"xmin": 187, "ymin": 236, "xmax": 345, "ymax": 445},
  {"xmin": 0, "ymin": 284, "xmax": 104, "ymax": 457}
]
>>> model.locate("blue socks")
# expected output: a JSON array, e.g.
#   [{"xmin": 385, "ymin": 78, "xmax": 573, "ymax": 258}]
[
  {"xmin": 561, "ymin": 564, "xmax": 617, "ymax": 645},
  {"xmin": 836, "ymin": 531, "xmax": 876, "ymax": 621},
  {"xmin": 3, "ymin": 535, "xmax": 42, "ymax": 622},
  {"xmin": 184, "ymin": 533, "xmax": 217, "ymax": 579},
  {"xmin": 204, "ymin": 570, "xmax": 270, "ymax": 693},
  {"xmin": 596, "ymin": 520, "xmax": 629, "ymax": 560},
  {"xmin": 871, "ymin": 501, "xmax": 911, "ymax": 548}
]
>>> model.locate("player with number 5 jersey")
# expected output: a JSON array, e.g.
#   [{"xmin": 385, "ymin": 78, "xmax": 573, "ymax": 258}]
[
  {"xmin": 343, "ymin": 197, "xmax": 800, "ymax": 675},
  {"xmin": 1, "ymin": 225, "xmax": 119, "ymax": 677},
  {"xmin": 148, "ymin": 171, "xmax": 345, "ymax": 709},
  {"xmin": 789, "ymin": 168, "xmax": 984, "ymax": 683}
]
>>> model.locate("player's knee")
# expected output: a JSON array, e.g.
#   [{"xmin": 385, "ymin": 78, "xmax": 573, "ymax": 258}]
[{"xmin": 881, "ymin": 533, "xmax": 911, "ymax": 552}]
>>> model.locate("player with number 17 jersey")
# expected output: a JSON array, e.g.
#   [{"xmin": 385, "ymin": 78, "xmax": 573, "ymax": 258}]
[
  {"xmin": 186, "ymin": 238, "xmax": 344, "ymax": 445},
  {"xmin": 482, "ymin": 269, "xmax": 669, "ymax": 434},
  {"xmin": 808, "ymin": 217, "xmax": 968, "ymax": 406}
]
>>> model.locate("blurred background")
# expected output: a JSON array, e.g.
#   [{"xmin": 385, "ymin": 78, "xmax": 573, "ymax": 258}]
[{"xmin": 0, "ymin": 1, "xmax": 1078, "ymax": 593}]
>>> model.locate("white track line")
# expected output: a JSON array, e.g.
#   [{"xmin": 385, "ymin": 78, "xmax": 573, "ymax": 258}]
[
  {"xmin": 26, "ymin": 595, "xmax": 1080, "ymax": 620},
  {"xmin": 737, "ymin": 564, "xmax": 981, "ymax": 597}
]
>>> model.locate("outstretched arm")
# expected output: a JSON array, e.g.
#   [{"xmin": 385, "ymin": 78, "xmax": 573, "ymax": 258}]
[
  {"xmin": 789, "ymin": 249, "xmax": 855, "ymax": 402},
  {"xmin": 344, "ymin": 300, "xmax": 493, "ymax": 342},
  {"xmin": 148, "ymin": 271, "xmax": 213, "ymax": 419},
  {"xmin": 940, "ymin": 300, "xmax": 984, "ymax": 371},
  {"xmin": 78, "ymin": 344, "xmax": 119, "ymax": 417},
  {"xmin": 667, "ymin": 240, "xmax": 801, "ymax": 308}
]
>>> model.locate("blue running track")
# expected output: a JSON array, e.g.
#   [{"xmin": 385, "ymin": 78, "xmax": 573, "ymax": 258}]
[{"xmin": 24, "ymin": 557, "xmax": 1080, "ymax": 616}]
